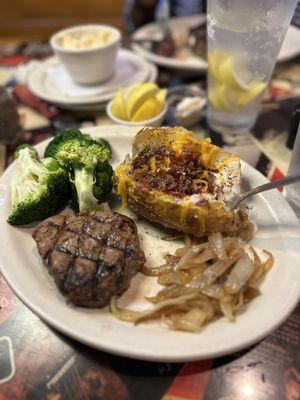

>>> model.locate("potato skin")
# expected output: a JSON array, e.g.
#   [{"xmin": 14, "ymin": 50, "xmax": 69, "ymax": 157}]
[
  {"xmin": 124, "ymin": 181, "xmax": 245, "ymax": 238},
  {"xmin": 115, "ymin": 127, "xmax": 248, "ymax": 238}
]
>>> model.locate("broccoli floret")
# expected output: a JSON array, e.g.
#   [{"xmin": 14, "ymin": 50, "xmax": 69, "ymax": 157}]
[
  {"xmin": 42, "ymin": 157, "xmax": 61, "ymax": 171},
  {"xmin": 45, "ymin": 129, "xmax": 84, "ymax": 159},
  {"xmin": 95, "ymin": 137, "xmax": 112, "ymax": 155},
  {"xmin": 44, "ymin": 128, "xmax": 113, "ymax": 211},
  {"xmin": 15, "ymin": 143, "xmax": 38, "ymax": 159},
  {"xmin": 93, "ymin": 161, "xmax": 113, "ymax": 201},
  {"xmin": 7, "ymin": 148, "xmax": 71, "ymax": 226}
]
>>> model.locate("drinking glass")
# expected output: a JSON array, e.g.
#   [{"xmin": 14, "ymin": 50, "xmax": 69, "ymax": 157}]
[
  {"xmin": 284, "ymin": 109, "xmax": 300, "ymax": 217},
  {"xmin": 206, "ymin": 0, "xmax": 298, "ymax": 135}
]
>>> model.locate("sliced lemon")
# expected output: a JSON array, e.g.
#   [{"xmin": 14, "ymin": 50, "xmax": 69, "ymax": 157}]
[
  {"xmin": 156, "ymin": 88, "xmax": 167, "ymax": 106},
  {"xmin": 208, "ymin": 50, "xmax": 227, "ymax": 81},
  {"xmin": 218, "ymin": 55, "xmax": 252, "ymax": 91},
  {"xmin": 237, "ymin": 81, "xmax": 266, "ymax": 107},
  {"xmin": 126, "ymin": 83, "xmax": 159, "ymax": 119},
  {"xmin": 208, "ymin": 86, "xmax": 223, "ymax": 110},
  {"xmin": 208, "ymin": 83, "xmax": 239, "ymax": 113},
  {"xmin": 111, "ymin": 88, "xmax": 128, "ymax": 120},
  {"xmin": 131, "ymin": 96, "xmax": 163, "ymax": 122},
  {"xmin": 209, "ymin": 50, "xmax": 253, "ymax": 91}
]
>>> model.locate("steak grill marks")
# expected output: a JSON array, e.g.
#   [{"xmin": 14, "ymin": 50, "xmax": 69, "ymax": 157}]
[
  {"xmin": 132, "ymin": 144, "xmax": 218, "ymax": 198},
  {"xmin": 32, "ymin": 211, "xmax": 145, "ymax": 307}
]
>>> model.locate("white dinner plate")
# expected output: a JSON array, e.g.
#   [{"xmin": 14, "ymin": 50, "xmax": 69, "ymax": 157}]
[
  {"xmin": 132, "ymin": 15, "xmax": 300, "ymax": 71},
  {"xmin": 278, "ymin": 24, "xmax": 300, "ymax": 62},
  {"xmin": 28, "ymin": 49, "xmax": 156, "ymax": 109},
  {"xmin": 132, "ymin": 15, "xmax": 208, "ymax": 72},
  {"xmin": 0, "ymin": 125, "xmax": 299, "ymax": 362}
]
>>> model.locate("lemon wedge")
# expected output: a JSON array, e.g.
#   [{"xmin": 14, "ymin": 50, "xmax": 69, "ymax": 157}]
[
  {"xmin": 132, "ymin": 96, "xmax": 163, "ymax": 122},
  {"xmin": 237, "ymin": 81, "xmax": 266, "ymax": 107},
  {"xmin": 126, "ymin": 83, "xmax": 159, "ymax": 119},
  {"xmin": 111, "ymin": 83, "xmax": 167, "ymax": 122},
  {"xmin": 156, "ymin": 88, "xmax": 167, "ymax": 106},
  {"xmin": 208, "ymin": 51, "xmax": 227, "ymax": 81},
  {"xmin": 208, "ymin": 50, "xmax": 267, "ymax": 111},
  {"xmin": 208, "ymin": 50, "xmax": 253, "ymax": 91},
  {"xmin": 111, "ymin": 88, "xmax": 128, "ymax": 120},
  {"xmin": 217, "ymin": 56, "xmax": 252, "ymax": 91},
  {"xmin": 208, "ymin": 85, "xmax": 223, "ymax": 111},
  {"xmin": 209, "ymin": 80, "xmax": 266, "ymax": 112},
  {"xmin": 208, "ymin": 83, "xmax": 239, "ymax": 113}
]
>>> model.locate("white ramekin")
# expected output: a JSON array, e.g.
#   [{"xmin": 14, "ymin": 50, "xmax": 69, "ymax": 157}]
[
  {"xmin": 106, "ymin": 100, "xmax": 167, "ymax": 127},
  {"xmin": 50, "ymin": 24, "xmax": 121, "ymax": 85}
]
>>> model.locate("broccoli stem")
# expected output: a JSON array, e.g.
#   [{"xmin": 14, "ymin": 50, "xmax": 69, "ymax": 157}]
[
  {"xmin": 18, "ymin": 147, "xmax": 47, "ymax": 177},
  {"xmin": 14, "ymin": 148, "xmax": 49, "ymax": 203},
  {"xmin": 73, "ymin": 168, "xmax": 99, "ymax": 211}
]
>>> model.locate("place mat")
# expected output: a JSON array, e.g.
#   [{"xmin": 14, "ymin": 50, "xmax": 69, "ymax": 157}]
[{"xmin": 0, "ymin": 277, "xmax": 298, "ymax": 399}]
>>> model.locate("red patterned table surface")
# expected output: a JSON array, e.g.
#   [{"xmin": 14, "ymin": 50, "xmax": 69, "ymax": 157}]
[{"xmin": 0, "ymin": 272, "xmax": 299, "ymax": 400}]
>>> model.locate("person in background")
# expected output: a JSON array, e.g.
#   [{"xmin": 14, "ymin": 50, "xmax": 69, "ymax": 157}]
[
  {"xmin": 124, "ymin": 0, "xmax": 300, "ymax": 33},
  {"xmin": 292, "ymin": 1, "xmax": 300, "ymax": 26},
  {"xmin": 124, "ymin": 0, "xmax": 206, "ymax": 33}
]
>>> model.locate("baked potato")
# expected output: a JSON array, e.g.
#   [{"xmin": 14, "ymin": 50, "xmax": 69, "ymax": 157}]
[{"xmin": 115, "ymin": 127, "xmax": 248, "ymax": 238}]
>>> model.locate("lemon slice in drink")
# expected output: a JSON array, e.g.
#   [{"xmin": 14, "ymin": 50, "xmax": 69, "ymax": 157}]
[
  {"xmin": 237, "ymin": 81, "xmax": 266, "ymax": 107},
  {"xmin": 209, "ymin": 50, "xmax": 253, "ymax": 91},
  {"xmin": 218, "ymin": 55, "xmax": 252, "ymax": 91},
  {"xmin": 126, "ymin": 83, "xmax": 159, "ymax": 119},
  {"xmin": 208, "ymin": 85, "xmax": 223, "ymax": 110},
  {"xmin": 208, "ymin": 50, "xmax": 267, "ymax": 110},
  {"xmin": 208, "ymin": 51, "xmax": 228, "ymax": 81},
  {"xmin": 208, "ymin": 83, "xmax": 239, "ymax": 113}
]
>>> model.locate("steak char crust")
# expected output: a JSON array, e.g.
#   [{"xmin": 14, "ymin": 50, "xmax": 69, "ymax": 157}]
[{"xmin": 32, "ymin": 211, "xmax": 145, "ymax": 307}]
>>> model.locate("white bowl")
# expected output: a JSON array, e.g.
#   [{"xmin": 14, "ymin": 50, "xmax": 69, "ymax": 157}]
[
  {"xmin": 50, "ymin": 24, "xmax": 121, "ymax": 85},
  {"xmin": 106, "ymin": 100, "xmax": 167, "ymax": 127}
]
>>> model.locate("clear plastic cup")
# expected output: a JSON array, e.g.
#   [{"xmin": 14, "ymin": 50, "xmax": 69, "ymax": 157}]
[{"xmin": 206, "ymin": 0, "xmax": 298, "ymax": 135}]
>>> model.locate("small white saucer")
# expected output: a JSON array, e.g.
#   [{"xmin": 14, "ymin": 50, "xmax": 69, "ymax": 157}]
[
  {"xmin": 28, "ymin": 49, "xmax": 157, "ymax": 110},
  {"xmin": 51, "ymin": 63, "xmax": 158, "ymax": 112}
]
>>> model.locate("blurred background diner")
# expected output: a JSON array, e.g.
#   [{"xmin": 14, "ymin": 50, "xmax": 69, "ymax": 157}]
[
  {"xmin": 1, "ymin": 0, "xmax": 299, "ymax": 40},
  {"xmin": 1, "ymin": 0, "xmax": 299, "ymax": 145},
  {"xmin": 0, "ymin": 0, "xmax": 299, "ymax": 176}
]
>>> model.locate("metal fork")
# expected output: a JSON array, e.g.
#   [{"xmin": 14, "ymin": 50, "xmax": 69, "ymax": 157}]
[{"xmin": 230, "ymin": 172, "xmax": 300, "ymax": 209}]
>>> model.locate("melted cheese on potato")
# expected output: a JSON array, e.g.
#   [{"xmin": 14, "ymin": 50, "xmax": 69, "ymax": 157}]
[{"xmin": 115, "ymin": 127, "xmax": 242, "ymax": 227}]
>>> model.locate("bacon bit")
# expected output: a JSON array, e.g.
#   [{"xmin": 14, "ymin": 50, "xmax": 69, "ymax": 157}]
[{"xmin": 132, "ymin": 144, "xmax": 218, "ymax": 197}]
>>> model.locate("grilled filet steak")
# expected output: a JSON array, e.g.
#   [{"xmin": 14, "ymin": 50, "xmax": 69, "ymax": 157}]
[{"xmin": 32, "ymin": 211, "xmax": 145, "ymax": 307}]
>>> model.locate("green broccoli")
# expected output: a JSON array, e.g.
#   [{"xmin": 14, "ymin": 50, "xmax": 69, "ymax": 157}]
[
  {"xmin": 93, "ymin": 161, "xmax": 113, "ymax": 201},
  {"xmin": 44, "ymin": 128, "xmax": 113, "ymax": 211},
  {"xmin": 42, "ymin": 157, "xmax": 61, "ymax": 171},
  {"xmin": 8, "ymin": 147, "xmax": 71, "ymax": 226},
  {"xmin": 95, "ymin": 137, "xmax": 112, "ymax": 152},
  {"xmin": 15, "ymin": 143, "xmax": 38, "ymax": 159}
]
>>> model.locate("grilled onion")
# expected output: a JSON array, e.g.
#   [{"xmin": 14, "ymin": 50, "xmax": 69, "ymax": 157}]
[{"xmin": 111, "ymin": 230, "xmax": 274, "ymax": 332}]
